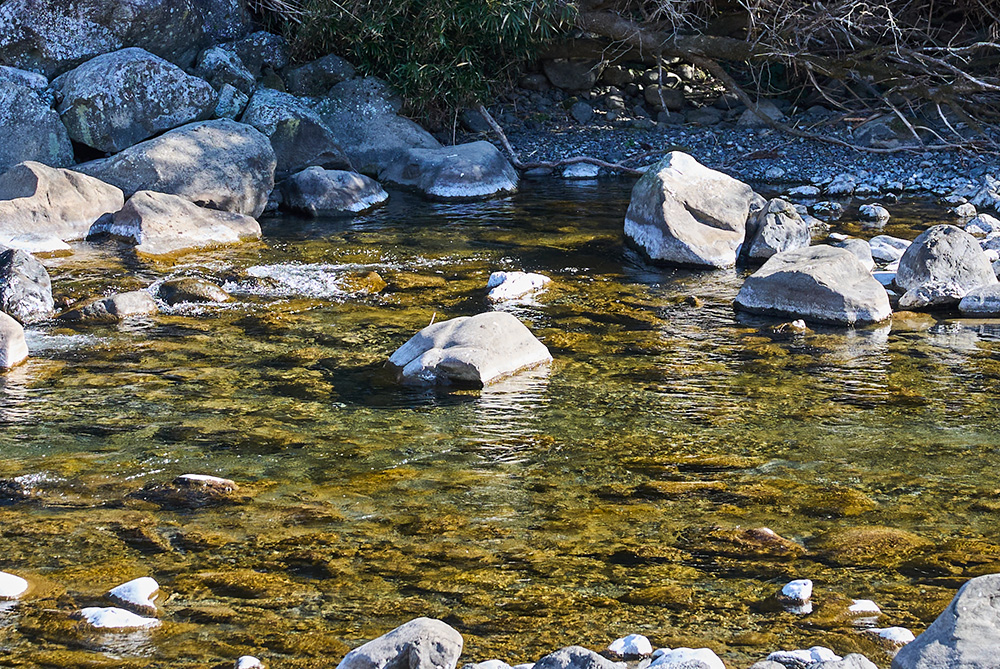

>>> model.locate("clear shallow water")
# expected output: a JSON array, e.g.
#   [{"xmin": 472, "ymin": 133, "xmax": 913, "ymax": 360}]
[{"xmin": 1, "ymin": 181, "xmax": 999, "ymax": 668}]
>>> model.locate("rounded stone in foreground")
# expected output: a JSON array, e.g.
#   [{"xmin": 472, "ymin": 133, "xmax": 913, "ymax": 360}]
[
  {"xmin": 608, "ymin": 634, "xmax": 652, "ymax": 657},
  {"xmin": 650, "ymin": 648, "xmax": 723, "ymax": 669},
  {"xmin": 0, "ymin": 571, "xmax": 28, "ymax": 599},
  {"xmin": 75, "ymin": 606, "xmax": 161, "ymax": 630},
  {"xmin": 958, "ymin": 284, "xmax": 1000, "ymax": 316},
  {"xmin": 734, "ymin": 246, "xmax": 891, "ymax": 325},
  {"xmin": 0, "ymin": 312, "xmax": 29, "ymax": 369},
  {"xmin": 336, "ymin": 617, "xmax": 463, "ymax": 669},
  {"xmin": 896, "ymin": 224, "xmax": 997, "ymax": 309},
  {"xmin": 236, "ymin": 656, "xmax": 265, "ymax": 669},
  {"xmin": 108, "ymin": 577, "xmax": 159, "ymax": 616},
  {"xmin": 534, "ymin": 646, "xmax": 624, "ymax": 669}
]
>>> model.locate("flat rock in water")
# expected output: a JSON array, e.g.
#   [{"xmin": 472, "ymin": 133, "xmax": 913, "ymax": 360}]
[
  {"xmin": 0, "ymin": 570, "xmax": 28, "ymax": 599},
  {"xmin": 0, "ymin": 79, "xmax": 74, "ymax": 173},
  {"xmin": 0, "ymin": 248, "xmax": 54, "ymax": 324},
  {"xmin": 241, "ymin": 88, "xmax": 351, "ymax": 178},
  {"xmin": 0, "ymin": 161, "xmax": 124, "ymax": 243},
  {"xmin": 131, "ymin": 473, "xmax": 242, "ymax": 510},
  {"xmin": 534, "ymin": 646, "xmax": 624, "ymax": 669},
  {"xmin": 734, "ymin": 246, "xmax": 892, "ymax": 325},
  {"xmin": 75, "ymin": 606, "xmax": 161, "ymax": 630},
  {"xmin": 380, "ymin": 141, "xmax": 518, "ymax": 201},
  {"xmin": 90, "ymin": 190, "xmax": 261, "ymax": 257},
  {"xmin": 157, "ymin": 278, "xmax": 230, "ymax": 305},
  {"xmin": 744, "ymin": 197, "xmax": 811, "ymax": 261},
  {"xmin": 59, "ymin": 291, "xmax": 158, "ymax": 323},
  {"xmin": 108, "ymin": 576, "xmax": 159, "ymax": 616},
  {"xmin": 0, "ymin": 311, "xmax": 28, "ymax": 369},
  {"xmin": 608, "ymin": 634, "xmax": 652, "ymax": 657},
  {"xmin": 54, "ymin": 47, "xmax": 216, "ymax": 153},
  {"xmin": 336, "ymin": 617, "xmax": 463, "ymax": 669},
  {"xmin": 75, "ymin": 119, "xmax": 276, "ymax": 218},
  {"xmin": 892, "ymin": 573, "xmax": 1000, "ymax": 669},
  {"xmin": 649, "ymin": 648, "xmax": 724, "ymax": 669},
  {"xmin": 386, "ymin": 312, "xmax": 552, "ymax": 387},
  {"xmin": 486, "ymin": 271, "xmax": 551, "ymax": 302},
  {"xmin": 282, "ymin": 167, "xmax": 388, "ymax": 216},
  {"xmin": 625, "ymin": 151, "xmax": 757, "ymax": 268},
  {"xmin": 896, "ymin": 224, "xmax": 998, "ymax": 309}
]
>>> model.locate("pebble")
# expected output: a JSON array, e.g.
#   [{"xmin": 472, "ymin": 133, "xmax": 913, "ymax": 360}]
[
  {"xmin": 608, "ymin": 634, "xmax": 652, "ymax": 657},
  {"xmin": 108, "ymin": 576, "xmax": 159, "ymax": 616},
  {"xmin": 236, "ymin": 657, "xmax": 265, "ymax": 669},
  {"xmin": 859, "ymin": 204, "xmax": 890, "ymax": 225},
  {"xmin": 0, "ymin": 571, "xmax": 28, "ymax": 599},
  {"xmin": 75, "ymin": 606, "xmax": 161, "ymax": 630},
  {"xmin": 649, "ymin": 648, "xmax": 724, "ymax": 669},
  {"xmin": 486, "ymin": 271, "xmax": 551, "ymax": 302}
]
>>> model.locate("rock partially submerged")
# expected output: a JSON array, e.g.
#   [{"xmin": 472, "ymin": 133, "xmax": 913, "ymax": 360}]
[
  {"xmin": 958, "ymin": 284, "xmax": 1000, "ymax": 315},
  {"xmin": 734, "ymin": 246, "xmax": 892, "ymax": 325},
  {"xmin": 157, "ymin": 278, "xmax": 230, "ymax": 305},
  {"xmin": 75, "ymin": 606, "xmax": 161, "ymax": 630},
  {"xmin": 132, "ymin": 474, "xmax": 242, "ymax": 510},
  {"xmin": 0, "ymin": 570, "xmax": 28, "ymax": 599},
  {"xmin": 486, "ymin": 271, "xmax": 551, "ymax": 303},
  {"xmin": 744, "ymin": 197, "xmax": 810, "ymax": 261},
  {"xmin": 0, "ymin": 312, "xmax": 28, "ymax": 369},
  {"xmin": 380, "ymin": 141, "xmax": 518, "ymax": 201},
  {"xmin": 607, "ymin": 634, "xmax": 652, "ymax": 658},
  {"xmin": 870, "ymin": 235, "xmax": 911, "ymax": 264},
  {"xmin": 282, "ymin": 167, "xmax": 388, "ymax": 216},
  {"xmin": 387, "ymin": 312, "xmax": 551, "ymax": 387},
  {"xmin": 0, "ymin": 248, "xmax": 54, "ymax": 324},
  {"xmin": 89, "ymin": 190, "xmax": 261, "ymax": 257},
  {"xmin": 624, "ymin": 151, "xmax": 758, "ymax": 268},
  {"xmin": 534, "ymin": 646, "xmax": 623, "ymax": 669},
  {"xmin": 896, "ymin": 224, "xmax": 997, "ymax": 309},
  {"xmin": 59, "ymin": 291, "xmax": 158, "ymax": 323},
  {"xmin": 108, "ymin": 577, "xmax": 159, "ymax": 616},
  {"xmin": 336, "ymin": 617, "xmax": 463, "ymax": 669},
  {"xmin": 650, "ymin": 648, "xmax": 724, "ymax": 669}
]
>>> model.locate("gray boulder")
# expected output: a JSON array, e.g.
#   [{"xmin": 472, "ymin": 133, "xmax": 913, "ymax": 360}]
[
  {"xmin": 312, "ymin": 78, "xmax": 442, "ymax": 175},
  {"xmin": 624, "ymin": 151, "xmax": 758, "ymax": 268},
  {"xmin": 834, "ymin": 239, "xmax": 876, "ymax": 272},
  {"xmin": 55, "ymin": 48, "xmax": 216, "ymax": 154},
  {"xmin": 75, "ymin": 119, "xmax": 275, "ymax": 217},
  {"xmin": 814, "ymin": 656, "xmax": 877, "ymax": 669},
  {"xmin": 644, "ymin": 85, "xmax": 684, "ymax": 112},
  {"xmin": 240, "ymin": 88, "xmax": 351, "ymax": 177},
  {"xmin": 0, "ymin": 249, "xmax": 54, "ymax": 324},
  {"xmin": 380, "ymin": 141, "xmax": 517, "ymax": 201},
  {"xmin": 336, "ymin": 617, "xmax": 463, "ymax": 669},
  {"xmin": 285, "ymin": 54, "xmax": 356, "ymax": 97},
  {"xmin": 870, "ymin": 235, "xmax": 911, "ymax": 264},
  {"xmin": 218, "ymin": 31, "xmax": 288, "ymax": 78},
  {"xmin": 0, "ymin": 65, "xmax": 49, "ymax": 93},
  {"xmin": 534, "ymin": 647, "xmax": 622, "ymax": 669},
  {"xmin": 0, "ymin": 79, "xmax": 74, "ymax": 173},
  {"xmin": 542, "ymin": 59, "xmax": 603, "ymax": 91},
  {"xmin": 386, "ymin": 312, "xmax": 552, "ymax": 387},
  {"xmin": 0, "ymin": 0, "xmax": 251, "ymax": 78},
  {"xmin": 0, "ymin": 312, "xmax": 28, "ymax": 369},
  {"xmin": 89, "ymin": 190, "xmax": 261, "ymax": 257},
  {"xmin": 734, "ymin": 246, "xmax": 892, "ymax": 325},
  {"xmin": 958, "ymin": 284, "xmax": 1000, "ymax": 316},
  {"xmin": 744, "ymin": 198, "xmax": 811, "ymax": 261},
  {"xmin": 896, "ymin": 224, "xmax": 998, "ymax": 309},
  {"xmin": 859, "ymin": 204, "xmax": 891, "ymax": 226},
  {"xmin": 194, "ymin": 47, "xmax": 256, "ymax": 95},
  {"xmin": 59, "ymin": 291, "xmax": 158, "ymax": 322},
  {"xmin": 891, "ymin": 573, "xmax": 1000, "ymax": 669},
  {"xmin": 0, "ymin": 161, "xmax": 124, "ymax": 243},
  {"xmin": 213, "ymin": 84, "xmax": 249, "ymax": 120},
  {"xmin": 282, "ymin": 167, "xmax": 388, "ymax": 216}
]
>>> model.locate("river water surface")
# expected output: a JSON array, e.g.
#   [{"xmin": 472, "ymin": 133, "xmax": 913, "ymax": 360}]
[{"xmin": 2, "ymin": 180, "xmax": 999, "ymax": 668}]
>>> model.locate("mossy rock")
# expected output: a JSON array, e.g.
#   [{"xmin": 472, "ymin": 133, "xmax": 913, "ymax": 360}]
[
  {"xmin": 899, "ymin": 538, "xmax": 1000, "ymax": 580},
  {"xmin": 620, "ymin": 584, "xmax": 692, "ymax": 608},
  {"xmin": 681, "ymin": 525, "xmax": 806, "ymax": 560},
  {"xmin": 341, "ymin": 270, "xmax": 387, "ymax": 294},
  {"xmin": 812, "ymin": 526, "xmax": 931, "ymax": 567},
  {"xmin": 796, "ymin": 486, "xmax": 877, "ymax": 518},
  {"xmin": 195, "ymin": 569, "xmax": 300, "ymax": 599},
  {"xmin": 633, "ymin": 479, "xmax": 726, "ymax": 499}
]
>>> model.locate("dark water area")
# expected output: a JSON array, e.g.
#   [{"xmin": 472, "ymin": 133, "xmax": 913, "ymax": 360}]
[{"xmin": 1, "ymin": 179, "xmax": 999, "ymax": 668}]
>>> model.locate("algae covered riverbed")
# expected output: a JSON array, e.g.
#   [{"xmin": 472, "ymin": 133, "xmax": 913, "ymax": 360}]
[{"xmin": 1, "ymin": 180, "xmax": 999, "ymax": 668}]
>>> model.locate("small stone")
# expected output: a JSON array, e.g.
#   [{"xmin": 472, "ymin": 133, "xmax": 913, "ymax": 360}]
[
  {"xmin": 866, "ymin": 627, "xmax": 915, "ymax": 646},
  {"xmin": 570, "ymin": 101, "xmax": 594, "ymax": 124},
  {"xmin": 953, "ymin": 202, "xmax": 977, "ymax": 218},
  {"xmin": 965, "ymin": 213, "xmax": 1000, "ymax": 237},
  {"xmin": 811, "ymin": 201, "xmax": 844, "ymax": 220},
  {"xmin": 75, "ymin": 606, "xmax": 161, "ymax": 630},
  {"xmin": 59, "ymin": 291, "xmax": 158, "ymax": 323},
  {"xmin": 463, "ymin": 661, "xmax": 513, "ymax": 669},
  {"xmin": 487, "ymin": 271, "xmax": 551, "ymax": 302},
  {"xmin": 608, "ymin": 634, "xmax": 653, "ymax": 657},
  {"xmin": 336, "ymin": 617, "xmax": 463, "ymax": 669},
  {"xmin": 158, "ymin": 278, "xmax": 231, "ymax": 306},
  {"xmin": 779, "ymin": 579, "xmax": 812, "ymax": 604},
  {"xmin": 0, "ymin": 571, "xmax": 28, "ymax": 599},
  {"xmin": 787, "ymin": 185, "xmax": 821, "ymax": 197},
  {"xmin": 869, "ymin": 235, "xmax": 911, "ymax": 264},
  {"xmin": 827, "ymin": 173, "xmax": 858, "ymax": 195},
  {"xmin": 848, "ymin": 599, "xmax": 881, "ymax": 615},
  {"xmin": 236, "ymin": 657, "xmax": 265, "ymax": 669},
  {"xmin": 765, "ymin": 166, "xmax": 786, "ymax": 180},
  {"xmin": 859, "ymin": 204, "xmax": 890, "ymax": 225},
  {"xmin": 108, "ymin": 577, "xmax": 159, "ymax": 616},
  {"xmin": 132, "ymin": 474, "xmax": 242, "ymax": 510},
  {"xmin": 562, "ymin": 163, "xmax": 600, "ymax": 179},
  {"xmin": 767, "ymin": 647, "xmax": 841, "ymax": 667}
]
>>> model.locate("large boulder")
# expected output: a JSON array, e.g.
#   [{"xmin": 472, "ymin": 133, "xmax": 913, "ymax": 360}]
[
  {"xmin": 744, "ymin": 197, "xmax": 811, "ymax": 261},
  {"xmin": 0, "ymin": 79, "xmax": 74, "ymax": 173},
  {"xmin": 624, "ymin": 151, "xmax": 758, "ymax": 268},
  {"xmin": 379, "ymin": 141, "xmax": 518, "ymax": 201},
  {"xmin": 312, "ymin": 78, "xmax": 442, "ymax": 175},
  {"xmin": 892, "ymin": 573, "xmax": 1000, "ymax": 669},
  {"xmin": 240, "ymin": 88, "xmax": 351, "ymax": 177},
  {"xmin": 0, "ymin": 312, "xmax": 28, "ymax": 369},
  {"xmin": 0, "ymin": 249, "xmax": 53, "ymax": 324},
  {"xmin": 0, "ymin": 0, "xmax": 251, "ymax": 77},
  {"xmin": 734, "ymin": 246, "xmax": 892, "ymax": 325},
  {"xmin": 89, "ymin": 190, "xmax": 261, "ymax": 257},
  {"xmin": 282, "ymin": 167, "xmax": 388, "ymax": 216},
  {"xmin": 54, "ymin": 48, "xmax": 216, "ymax": 154},
  {"xmin": 895, "ymin": 224, "xmax": 998, "ymax": 309},
  {"xmin": 336, "ymin": 617, "xmax": 463, "ymax": 669},
  {"xmin": 386, "ymin": 312, "xmax": 552, "ymax": 387},
  {"xmin": 74, "ymin": 119, "xmax": 275, "ymax": 217},
  {"xmin": 0, "ymin": 161, "xmax": 124, "ymax": 243}
]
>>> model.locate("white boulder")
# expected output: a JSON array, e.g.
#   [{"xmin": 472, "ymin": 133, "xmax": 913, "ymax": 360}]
[
  {"xmin": 76, "ymin": 606, "xmax": 161, "ymax": 630},
  {"xmin": 0, "ymin": 571, "xmax": 28, "ymax": 599},
  {"xmin": 487, "ymin": 271, "xmax": 551, "ymax": 303},
  {"xmin": 608, "ymin": 634, "xmax": 653, "ymax": 657},
  {"xmin": 108, "ymin": 576, "xmax": 159, "ymax": 616}
]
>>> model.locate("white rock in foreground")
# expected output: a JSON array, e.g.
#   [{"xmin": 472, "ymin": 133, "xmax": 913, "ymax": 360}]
[
  {"xmin": 867, "ymin": 627, "xmax": 915, "ymax": 645},
  {"xmin": 336, "ymin": 617, "xmax": 463, "ymax": 669},
  {"xmin": 108, "ymin": 576, "xmax": 159, "ymax": 616},
  {"xmin": 649, "ymin": 647, "xmax": 724, "ymax": 669},
  {"xmin": 608, "ymin": 634, "xmax": 653, "ymax": 657},
  {"xmin": 236, "ymin": 656, "xmax": 265, "ymax": 669},
  {"xmin": 779, "ymin": 578, "xmax": 812, "ymax": 604},
  {"xmin": 76, "ymin": 606, "xmax": 161, "ymax": 630},
  {"xmin": 386, "ymin": 312, "xmax": 552, "ymax": 387},
  {"xmin": 768, "ymin": 647, "xmax": 841, "ymax": 666},
  {"xmin": 487, "ymin": 271, "xmax": 551, "ymax": 303},
  {"xmin": 0, "ymin": 312, "xmax": 28, "ymax": 369},
  {"xmin": 0, "ymin": 571, "xmax": 28, "ymax": 599}
]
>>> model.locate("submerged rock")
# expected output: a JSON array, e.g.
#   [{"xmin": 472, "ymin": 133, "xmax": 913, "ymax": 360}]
[
  {"xmin": 0, "ymin": 570, "xmax": 28, "ymax": 599},
  {"xmin": 157, "ymin": 278, "xmax": 230, "ymax": 305},
  {"xmin": 624, "ymin": 151, "xmax": 758, "ymax": 268},
  {"xmin": 75, "ymin": 119, "xmax": 276, "ymax": 218},
  {"xmin": 0, "ymin": 161, "xmax": 124, "ymax": 243},
  {"xmin": 75, "ymin": 606, "xmax": 160, "ymax": 630},
  {"xmin": 89, "ymin": 190, "xmax": 261, "ymax": 257},
  {"xmin": 108, "ymin": 577, "xmax": 159, "ymax": 616},
  {"xmin": 0, "ymin": 248, "xmax": 54, "ymax": 324},
  {"xmin": 380, "ymin": 141, "xmax": 518, "ymax": 201},
  {"xmin": 958, "ymin": 284, "xmax": 1000, "ymax": 315},
  {"xmin": 486, "ymin": 271, "xmax": 551, "ymax": 303},
  {"xmin": 813, "ymin": 526, "xmax": 930, "ymax": 567},
  {"xmin": 534, "ymin": 646, "xmax": 623, "ymax": 669},
  {"xmin": 59, "ymin": 291, "xmax": 158, "ymax": 322},
  {"xmin": 896, "ymin": 224, "xmax": 997, "ymax": 309},
  {"xmin": 132, "ymin": 473, "xmax": 242, "ymax": 510},
  {"xmin": 0, "ymin": 312, "xmax": 28, "ymax": 369},
  {"xmin": 734, "ymin": 246, "xmax": 891, "ymax": 325},
  {"xmin": 336, "ymin": 617, "xmax": 463, "ymax": 669},
  {"xmin": 386, "ymin": 312, "xmax": 552, "ymax": 387},
  {"xmin": 282, "ymin": 167, "xmax": 388, "ymax": 216}
]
